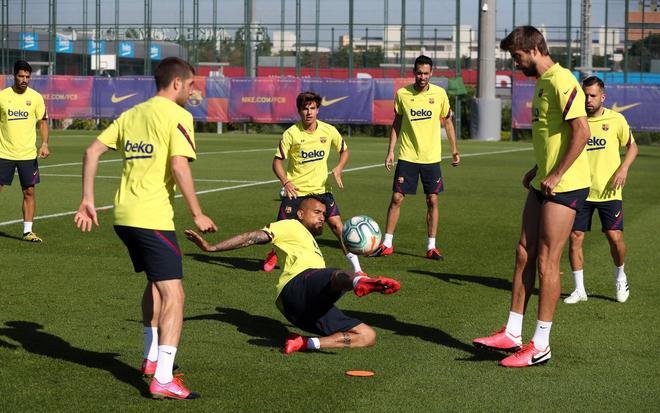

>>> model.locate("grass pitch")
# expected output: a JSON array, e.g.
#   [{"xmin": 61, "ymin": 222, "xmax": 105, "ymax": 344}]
[{"xmin": 0, "ymin": 131, "xmax": 658, "ymax": 411}]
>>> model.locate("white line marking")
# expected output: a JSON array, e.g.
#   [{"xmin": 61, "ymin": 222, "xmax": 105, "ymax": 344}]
[
  {"xmin": 40, "ymin": 174, "xmax": 260, "ymax": 183},
  {"xmin": 0, "ymin": 147, "xmax": 531, "ymax": 227}
]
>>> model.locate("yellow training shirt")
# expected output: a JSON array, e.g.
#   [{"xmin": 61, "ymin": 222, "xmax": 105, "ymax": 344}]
[
  {"xmin": 0, "ymin": 86, "xmax": 47, "ymax": 160},
  {"xmin": 585, "ymin": 108, "xmax": 634, "ymax": 201},
  {"xmin": 97, "ymin": 96, "xmax": 196, "ymax": 230},
  {"xmin": 395, "ymin": 83, "xmax": 451, "ymax": 164},
  {"xmin": 531, "ymin": 63, "xmax": 591, "ymax": 193},
  {"xmin": 275, "ymin": 120, "xmax": 346, "ymax": 195},
  {"xmin": 262, "ymin": 219, "xmax": 326, "ymax": 298}
]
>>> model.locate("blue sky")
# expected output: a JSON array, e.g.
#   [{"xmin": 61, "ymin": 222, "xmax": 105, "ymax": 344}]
[{"xmin": 12, "ymin": 0, "xmax": 629, "ymax": 44}]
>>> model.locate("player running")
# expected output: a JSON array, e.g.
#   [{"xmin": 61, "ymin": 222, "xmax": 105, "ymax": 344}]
[
  {"xmin": 75, "ymin": 57, "xmax": 217, "ymax": 399},
  {"xmin": 264, "ymin": 91, "xmax": 366, "ymax": 275},
  {"xmin": 370, "ymin": 55, "xmax": 460, "ymax": 260},
  {"xmin": 565, "ymin": 76, "xmax": 638, "ymax": 304},
  {"xmin": 185, "ymin": 196, "xmax": 400, "ymax": 354},
  {"xmin": 0, "ymin": 60, "xmax": 50, "ymax": 242},
  {"xmin": 472, "ymin": 26, "xmax": 591, "ymax": 367}
]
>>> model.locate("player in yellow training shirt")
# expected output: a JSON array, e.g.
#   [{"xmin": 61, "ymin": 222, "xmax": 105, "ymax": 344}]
[
  {"xmin": 0, "ymin": 60, "xmax": 50, "ymax": 242},
  {"xmin": 370, "ymin": 55, "xmax": 460, "ymax": 260},
  {"xmin": 473, "ymin": 26, "xmax": 591, "ymax": 368},
  {"xmin": 74, "ymin": 57, "xmax": 217, "ymax": 400},
  {"xmin": 264, "ymin": 91, "xmax": 367, "ymax": 276},
  {"xmin": 565, "ymin": 76, "xmax": 638, "ymax": 305},
  {"xmin": 185, "ymin": 196, "xmax": 400, "ymax": 354}
]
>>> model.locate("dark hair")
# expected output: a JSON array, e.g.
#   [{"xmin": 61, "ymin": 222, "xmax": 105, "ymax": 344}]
[
  {"xmin": 582, "ymin": 75, "xmax": 605, "ymax": 90},
  {"xmin": 414, "ymin": 55, "xmax": 433, "ymax": 71},
  {"xmin": 500, "ymin": 26, "xmax": 549, "ymax": 56},
  {"xmin": 14, "ymin": 60, "xmax": 32, "ymax": 75},
  {"xmin": 296, "ymin": 91, "xmax": 322, "ymax": 111},
  {"xmin": 153, "ymin": 57, "xmax": 195, "ymax": 91},
  {"xmin": 300, "ymin": 195, "xmax": 324, "ymax": 208}
]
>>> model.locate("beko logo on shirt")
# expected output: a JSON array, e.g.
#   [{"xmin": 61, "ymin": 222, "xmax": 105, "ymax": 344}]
[
  {"xmin": 410, "ymin": 108, "xmax": 432, "ymax": 121},
  {"xmin": 124, "ymin": 139, "xmax": 154, "ymax": 159},
  {"xmin": 301, "ymin": 149, "xmax": 325, "ymax": 163},
  {"xmin": 8, "ymin": 109, "xmax": 29, "ymax": 120},
  {"xmin": 586, "ymin": 137, "xmax": 606, "ymax": 151}
]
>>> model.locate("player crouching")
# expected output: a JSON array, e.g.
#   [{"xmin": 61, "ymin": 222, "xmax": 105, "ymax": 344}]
[{"xmin": 185, "ymin": 196, "xmax": 401, "ymax": 353}]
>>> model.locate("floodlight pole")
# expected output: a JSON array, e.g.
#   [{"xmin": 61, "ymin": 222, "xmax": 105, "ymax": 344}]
[
  {"xmin": 95, "ymin": 0, "xmax": 100, "ymax": 76},
  {"xmin": 295, "ymin": 0, "xmax": 301, "ymax": 76},
  {"xmin": 566, "ymin": 0, "xmax": 572, "ymax": 69},
  {"xmin": 579, "ymin": 0, "xmax": 592, "ymax": 78},
  {"xmin": 349, "ymin": 0, "xmax": 354, "ymax": 78},
  {"xmin": 454, "ymin": 0, "xmax": 461, "ymax": 140},
  {"xmin": 471, "ymin": 0, "xmax": 501, "ymax": 141},
  {"xmin": 49, "ymin": 0, "xmax": 57, "ymax": 75}
]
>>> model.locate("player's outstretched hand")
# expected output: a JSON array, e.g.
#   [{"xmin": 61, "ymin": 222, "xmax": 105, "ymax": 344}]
[
  {"xmin": 74, "ymin": 201, "xmax": 98, "ymax": 232},
  {"xmin": 332, "ymin": 168, "xmax": 344, "ymax": 189},
  {"xmin": 451, "ymin": 152, "xmax": 460, "ymax": 167},
  {"xmin": 38, "ymin": 143, "xmax": 50, "ymax": 159},
  {"xmin": 384, "ymin": 153, "xmax": 394, "ymax": 171},
  {"xmin": 194, "ymin": 214, "xmax": 218, "ymax": 233},
  {"xmin": 184, "ymin": 229, "xmax": 215, "ymax": 252}
]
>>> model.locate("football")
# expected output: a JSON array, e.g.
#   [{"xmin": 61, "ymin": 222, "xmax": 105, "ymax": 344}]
[{"xmin": 342, "ymin": 215, "xmax": 382, "ymax": 255}]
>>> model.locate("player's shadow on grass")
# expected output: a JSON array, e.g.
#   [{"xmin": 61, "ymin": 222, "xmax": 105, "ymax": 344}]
[
  {"xmin": 186, "ymin": 307, "xmax": 289, "ymax": 348},
  {"xmin": 0, "ymin": 230, "xmax": 24, "ymax": 241},
  {"xmin": 0, "ymin": 321, "xmax": 150, "ymax": 397},
  {"xmin": 343, "ymin": 310, "xmax": 501, "ymax": 362},
  {"xmin": 186, "ymin": 252, "xmax": 265, "ymax": 272},
  {"xmin": 410, "ymin": 270, "xmax": 538, "ymax": 294}
]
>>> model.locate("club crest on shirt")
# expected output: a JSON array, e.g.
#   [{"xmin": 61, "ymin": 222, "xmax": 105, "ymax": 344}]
[
  {"xmin": 25, "ymin": 100, "xmax": 32, "ymax": 106},
  {"xmin": 285, "ymin": 206, "xmax": 292, "ymax": 214},
  {"xmin": 319, "ymin": 136, "xmax": 327, "ymax": 144},
  {"xmin": 537, "ymin": 89, "xmax": 544, "ymax": 98},
  {"xmin": 602, "ymin": 124, "xmax": 609, "ymax": 131},
  {"xmin": 429, "ymin": 98, "xmax": 434, "ymax": 104}
]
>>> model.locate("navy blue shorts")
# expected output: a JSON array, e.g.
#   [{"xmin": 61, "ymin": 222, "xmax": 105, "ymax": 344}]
[
  {"xmin": 393, "ymin": 159, "xmax": 443, "ymax": 195},
  {"xmin": 276, "ymin": 192, "xmax": 340, "ymax": 221},
  {"xmin": 114, "ymin": 225, "xmax": 183, "ymax": 282},
  {"xmin": 276, "ymin": 268, "xmax": 362, "ymax": 336},
  {"xmin": 0, "ymin": 158, "xmax": 40, "ymax": 187},
  {"xmin": 573, "ymin": 200, "xmax": 624, "ymax": 232},
  {"xmin": 531, "ymin": 187, "xmax": 589, "ymax": 212}
]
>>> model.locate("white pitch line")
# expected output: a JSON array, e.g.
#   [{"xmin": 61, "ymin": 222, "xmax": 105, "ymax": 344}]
[
  {"xmin": 38, "ymin": 148, "xmax": 274, "ymax": 170},
  {"xmin": 0, "ymin": 146, "xmax": 532, "ymax": 227},
  {"xmin": 40, "ymin": 173, "xmax": 260, "ymax": 183}
]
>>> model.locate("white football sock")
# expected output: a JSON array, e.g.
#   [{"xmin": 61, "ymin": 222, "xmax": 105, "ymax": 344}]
[
  {"xmin": 346, "ymin": 252, "xmax": 362, "ymax": 273},
  {"xmin": 307, "ymin": 337, "xmax": 321, "ymax": 350},
  {"xmin": 614, "ymin": 264, "xmax": 627, "ymax": 283},
  {"xmin": 383, "ymin": 233, "xmax": 394, "ymax": 248},
  {"xmin": 154, "ymin": 345, "xmax": 177, "ymax": 383},
  {"xmin": 572, "ymin": 269, "xmax": 586, "ymax": 294},
  {"xmin": 531, "ymin": 320, "xmax": 553, "ymax": 350},
  {"xmin": 23, "ymin": 222, "xmax": 33, "ymax": 234},
  {"xmin": 427, "ymin": 237, "xmax": 436, "ymax": 250},
  {"xmin": 505, "ymin": 311, "xmax": 523, "ymax": 338},
  {"xmin": 143, "ymin": 326, "xmax": 158, "ymax": 361},
  {"xmin": 352, "ymin": 276, "xmax": 366, "ymax": 289}
]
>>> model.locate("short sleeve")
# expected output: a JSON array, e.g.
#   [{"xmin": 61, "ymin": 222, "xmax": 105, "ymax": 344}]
[
  {"xmin": 169, "ymin": 112, "xmax": 196, "ymax": 161},
  {"xmin": 439, "ymin": 89, "xmax": 451, "ymax": 119},
  {"xmin": 97, "ymin": 119, "xmax": 120, "ymax": 150},
  {"xmin": 558, "ymin": 77, "xmax": 587, "ymax": 121},
  {"xmin": 618, "ymin": 116, "xmax": 634, "ymax": 147},
  {"xmin": 35, "ymin": 94, "xmax": 47, "ymax": 120},
  {"xmin": 394, "ymin": 90, "xmax": 403, "ymax": 115},
  {"xmin": 275, "ymin": 130, "xmax": 292, "ymax": 159},
  {"xmin": 331, "ymin": 127, "xmax": 346, "ymax": 153}
]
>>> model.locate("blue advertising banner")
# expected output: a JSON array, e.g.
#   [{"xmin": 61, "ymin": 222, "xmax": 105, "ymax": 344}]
[
  {"xmin": 300, "ymin": 78, "xmax": 374, "ymax": 124},
  {"xmin": 229, "ymin": 78, "xmax": 300, "ymax": 123},
  {"xmin": 56, "ymin": 35, "xmax": 73, "ymax": 53},
  {"xmin": 92, "ymin": 76, "xmax": 156, "ymax": 118},
  {"xmin": 150, "ymin": 45, "xmax": 161, "ymax": 60},
  {"xmin": 512, "ymin": 81, "xmax": 660, "ymax": 132},
  {"xmin": 88, "ymin": 40, "xmax": 105, "ymax": 55},
  {"xmin": 20, "ymin": 33, "xmax": 38, "ymax": 51},
  {"xmin": 118, "ymin": 42, "xmax": 135, "ymax": 58}
]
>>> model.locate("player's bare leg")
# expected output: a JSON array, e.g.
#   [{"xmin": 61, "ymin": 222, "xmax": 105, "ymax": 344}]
[
  {"xmin": 141, "ymin": 282, "xmax": 161, "ymax": 376},
  {"xmin": 425, "ymin": 194, "xmax": 444, "ymax": 259},
  {"xmin": 318, "ymin": 323, "xmax": 377, "ymax": 349},
  {"xmin": 385, "ymin": 192, "xmax": 405, "ymax": 235},
  {"xmin": 565, "ymin": 231, "xmax": 588, "ymax": 303},
  {"xmin": 22, "ymin": 185, "xmax": 36, "ymax": 223},
  {"xmin": 606, "ymin": 229, "xmax": 629, "ymax": 302},
  {"xmin": 511, "ymin": 191, "xmax": 542, "ymax": 315},
  {"xmin": 537, "ymin": 202, "xmax": 575, "ymax": 321}
]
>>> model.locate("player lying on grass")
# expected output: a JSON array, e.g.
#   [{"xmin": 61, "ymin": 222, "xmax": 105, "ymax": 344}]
[{"xmin": 185, "ymin": 196, "xmax": 401, "ymax": 354}]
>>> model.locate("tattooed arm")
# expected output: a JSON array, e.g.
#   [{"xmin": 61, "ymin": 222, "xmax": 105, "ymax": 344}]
[{"xmin": 184, "ymin": 229, "xmax": 271, "ymax": 253}]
